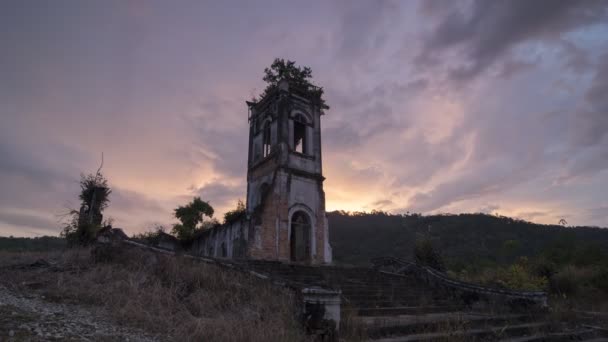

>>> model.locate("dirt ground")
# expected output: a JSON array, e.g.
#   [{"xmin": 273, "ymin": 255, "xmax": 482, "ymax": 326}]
[{"xmin": 0, "ymin": 284, "xmax": 159, "ymax": 342}]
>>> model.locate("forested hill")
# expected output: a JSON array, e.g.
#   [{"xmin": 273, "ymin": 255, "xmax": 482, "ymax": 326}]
[
  {"xmin": 0, "ymin": 236, "xmax": 65, "ymax": 251},
  {"xmin": 328, "ymin": 211, "xmax": 608, "ymax": 268}
]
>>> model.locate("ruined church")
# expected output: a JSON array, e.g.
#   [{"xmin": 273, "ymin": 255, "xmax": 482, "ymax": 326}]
[{"xmin": 191, "ymin": 79, "xmax": 332, "ymax": 264}]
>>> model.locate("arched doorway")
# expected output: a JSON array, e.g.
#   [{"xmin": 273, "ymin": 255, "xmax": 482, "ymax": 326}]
[{"xmin": 290, "ymin": 211, "xmax": 311, "ymax": 262}]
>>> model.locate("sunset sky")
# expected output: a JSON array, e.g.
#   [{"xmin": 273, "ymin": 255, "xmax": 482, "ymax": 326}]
[{"xmin": 1, "ymin": 0, "xmax": 608, "ymax": 237}]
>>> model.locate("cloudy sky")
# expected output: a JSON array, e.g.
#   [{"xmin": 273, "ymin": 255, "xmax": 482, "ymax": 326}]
[{"xmin": 1, "ymin": 0, "xmax": 608, "ymax": 237}]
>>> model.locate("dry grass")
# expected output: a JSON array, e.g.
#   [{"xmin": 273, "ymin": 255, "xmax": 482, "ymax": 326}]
[
  {"xmin": 0, "ymin": 245, "xmax": 309, "ymax": 342},
  {"xmin": 339, "ymin": 303, "xmax": 367, "ymax": 341}
]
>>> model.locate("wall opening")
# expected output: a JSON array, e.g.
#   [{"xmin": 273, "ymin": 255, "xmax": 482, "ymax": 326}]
[
  {"xmin": 293, "ymin": 114, "xmax": 308, "ymax": 154},
  {"xmin": 232, "ymin": 237, "xmax": 246, "ymax": 259},
  {"xmin": 263, "ymin": 122, "xmax": 271, "ymax": 157},
  {"xmin": 290, "ymin": 211, "xmax": 311, "ymax": 262},
  {"xmin": 220, "ymin": 242, "xmax": 227, "ymax": 258}
]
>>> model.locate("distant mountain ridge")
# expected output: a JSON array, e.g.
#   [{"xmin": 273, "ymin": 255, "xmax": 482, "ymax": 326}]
[
  {"xmin": 328, "ymin": 211, "xmax": 608, "ymax": 268},
  {"xmin": 0, "ymin": 236, "xmax": 65, "ymax": 251},
  {"xmin": 3, "ymin": 212, "xmax": 607, "ymax": 270}
]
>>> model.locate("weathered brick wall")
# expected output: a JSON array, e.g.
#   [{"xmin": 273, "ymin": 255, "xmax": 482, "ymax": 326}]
[
  {"xmin": 247, "ymin": 170, "xmax": 332, "ymax": 264},
  {"xmin": 247, "ymin": 178, "xmax": 288, "ymax": 260},
  {"xmin": 314, "ymin": 210, "xmax": 326, "ymax": 262}
]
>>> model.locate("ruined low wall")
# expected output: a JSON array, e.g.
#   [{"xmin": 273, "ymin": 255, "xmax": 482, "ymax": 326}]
[
  {"xmin": 372, "ymin": 256, "xmax": 548, "ymax": 309},
  {"xmin": 189, "ymin": 218, "xmax": 251, "ymax": 259}
]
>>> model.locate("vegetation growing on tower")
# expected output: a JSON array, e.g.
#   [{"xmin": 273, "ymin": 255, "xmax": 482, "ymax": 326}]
[{"xmin": 256, "ymin": 58, "xmax": 329, "ymax": 110}]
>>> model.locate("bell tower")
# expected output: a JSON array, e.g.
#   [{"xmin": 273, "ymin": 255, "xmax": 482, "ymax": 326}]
[{"xmin": 245, "ymin": 79, "xmax": 332, "ymax": 264}]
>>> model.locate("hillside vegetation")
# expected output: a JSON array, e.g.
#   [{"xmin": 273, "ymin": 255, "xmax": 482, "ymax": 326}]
[
  {"xmin": 3, "ymin": 211, "xmax": 608, "ymax": 311},
  {"xmin": 328, "ymin": 211, "xmax": 608, "ymax": 267},
  {"xmin": 0, "ymin": 236, "xmax": 65, "ymax": 252},
  {"xmin": 329, "ymin": 211, "xmax": 608, "ymax": 311}
]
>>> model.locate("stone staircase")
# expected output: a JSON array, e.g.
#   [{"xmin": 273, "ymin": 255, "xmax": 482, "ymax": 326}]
[{"xmin": 237, "ymin": 260, "xmax": 608, "ymax": 342}]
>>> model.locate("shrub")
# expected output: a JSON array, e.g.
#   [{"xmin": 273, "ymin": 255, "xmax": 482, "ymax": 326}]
[
  {"xmin": 414, "ymin": 238, "xmax": 445, "ymax": 272},
  {"xmin": 131, "ymin": 225, "xmax": 166, "ymax": 245},
  {"xmin": 549, "ymin": 266, "xmax": 585, "ymax": 297},
  {"xmin": 499, "ymin": 263, "xmax": 548, "ymax": 291},
  {"xmin": 224, "ymin": 200, "xmax": 246, "ymax": 224},
  {"xmin": 454, "ymin": 258, "xmax": 548, "ymax": 291},
  {"xmin": 592, "ymin": 268, "xmax": 608, "ymax": 294},
  {"xmin": 62, "ymin": 221, "xmax": 101, "ymax": 247},
  {"xmin": 530, "ymin": 257, "xmax": 557, "ymax": 279}
]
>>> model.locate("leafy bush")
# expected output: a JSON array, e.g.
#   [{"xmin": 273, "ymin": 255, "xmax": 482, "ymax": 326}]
[
  {"xmin": 549, "ymin": 266, "xmax": 581, "ymax": 297},
  {"xmin": 131, "ymin": 225, "xmax": 166, "ymax": 245},
  {"xmin": 0, "ymin": 236, "xmax": 65, "ymax": 252},
  {"xmin": 61, "ymin": 170, "xmax": 111, "ymax": 246},
  {"xmin": 456, "ymin": 258, "xmax": 547, "ymax": 291},
  {"xmin": 499, "ymin": 263, "xmax": 548, "ymax": 291},
  {"xmin": 592, "ymin": 268, "xmax": 608, "ymax": 294},
  {"xmin": 224, "ymin": 199, "xmax": 246, "ymax": 224},
  {"xmin": 62, "ymin": 220, "xmax": 101, "ymax": 247},
  {"xmin": 172, "ymin": 197, "xmax": 215, "ymax": 240},
  {"xmin": 530, "ymin": 257, "xmax": 558, "ymax": 279},
  {"xmin": 258, "ymin": 58, "xmax": 329, "ymax": 109},
  {"xmin": 414, "ymin": 238, "xmax": 445, "ymax": 272}
]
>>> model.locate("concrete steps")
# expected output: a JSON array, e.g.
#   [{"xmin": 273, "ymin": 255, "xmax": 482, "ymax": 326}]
[
  {"xmin": 370, "ymin": 322, "xmax": 547, "ymax": 342},
  {"xmin": 359, "ymin": 312, "xmax": 537, "ymax": 338},
  {"xmin": 499, "ymin": 329, "xmax": 604, "ymax": 342},
  {"xmin": 357, "ymin": 305, "xmax": 467, "ymax": 317},
  {"xmin": 236, "ymin": 260, "xmax": 605, "ymax": 341}
]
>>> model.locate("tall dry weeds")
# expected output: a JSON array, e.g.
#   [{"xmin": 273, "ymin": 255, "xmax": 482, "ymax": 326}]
[{"xmin": 0, "ymin": 246, "xmax": 309, "ymax": 342}]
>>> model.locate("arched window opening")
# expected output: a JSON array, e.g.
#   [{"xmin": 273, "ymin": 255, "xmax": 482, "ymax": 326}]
[
  {"xmin": 233, "ymin": 237, "xmax": 245, "ymax": 259},
  {"xmin": 263, "ymin": 122, "xmax": 271, "ymax": 157},
  {"xmin": 220, "ymin": 242, "xmax": 227, "ymax": 258},
  {"xmin": 293, "ymin": 114, "xmax": 308, "ymax": 155},
  {"xmin": 259, "ymin": 182, "xmax": 270, "ymax": 205},
  {"xmin": 290, "ymin": 211, "xmax": 311, "ymax": 262}
]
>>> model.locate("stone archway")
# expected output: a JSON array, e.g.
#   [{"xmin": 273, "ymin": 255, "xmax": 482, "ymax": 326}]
[{"xmin": 290, "ymin": 211, "xmax": 311, "ymax": 262}]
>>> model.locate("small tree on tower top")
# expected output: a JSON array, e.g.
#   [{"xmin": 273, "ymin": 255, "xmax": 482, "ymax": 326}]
[{"xmin": 258, "ymin": 58, "xmax": 329, "ymax": 110}]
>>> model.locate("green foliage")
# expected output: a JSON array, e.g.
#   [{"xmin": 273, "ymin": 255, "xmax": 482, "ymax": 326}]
[
  {"xmin": 456, "ymin": 257, "xmax": 548, "ymax": 291},
  {"xmin": 171, "ymin": 197, "xmax": 214, "ymax": 240},
  {"xmin": 500, "ymin": 239, "xmax": 521, "ymax": 262},
  {"xmin": 174, "ymin": 197, "xmax": 214, "ymax": 229},
  {"xmin": 61, "ymin": 171, "xmax": 112, "ymax": 246},
  {"xmin": 224, "ymin": 199, "xmax": 246, "ymax": 224},
  {"xmin": 529, "ymin": 257, "xmax": 558, "ymax": 279},
  {"xmin": 171, "ymin": 224, "xmax": 189, "ymax": 241},
  {"xmin": 414, "ymin": 237, "xmax": 445, "ymax": 271},
  {"xmin": 550, "ymin": 266, "xmax": 583, "ymax": 297},
  {"xmin": 541, "ymin": 238, "xmax": 608, "ymax": 267},
  {"xmin": 259, "ymin": 58, "xmax": 329, "ymax": 109},
  {"xmin": 499, "ymin": 258, "xmax": 548, "ymax": 291},
  {"xmin": 328, "ymin": 210, "xmax": 608, "ymax": 294},
  {"xmin": 200, "ymin": 218, "xmax": 220, "ymax": 230},
  {"xmin": 79, "ymin": 172, "xmax": 111, "ymax": 212},
  {"xmin": 0, "ymin": 236, "xmax": 66, "ymax": 251},
  {"xmin": 132, "ymin": 225, "xmax": 166, "ymax": 245},
  {"xmin": 592, "ymin": 268, "xmax": 608, "ymax": 294},
  {"xmin": 61, "ymin": 219, "xmax": 99, "ymax": 247},
  {"xmin": 328, "ymin": 211, "xmax": 608, "ymax": 267}
]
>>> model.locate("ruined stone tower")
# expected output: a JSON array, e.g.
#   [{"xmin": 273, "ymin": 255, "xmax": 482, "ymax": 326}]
[{"xmin": 245, "ymin": 79, "xmax": 332, "ymax": 264}]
